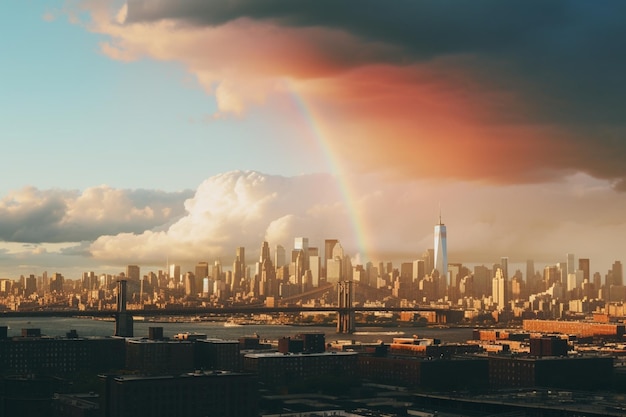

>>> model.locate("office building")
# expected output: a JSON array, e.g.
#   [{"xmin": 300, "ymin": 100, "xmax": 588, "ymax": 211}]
[
  {"xmin": 500, "ymin": 257, "xmax": 509, "ymax": 280},
  {"xmin": 169, "ymin": 264, "xmax": 180, "ymax": 282},
  {"xmin": 184, "ymin": 272, "xmax": 195, "ymax": 296},
  {"xmin": 324, "ymin": 239, "xmax": 339, "ymax": 266},
  {"xmin": 126, "ymin": 265, "xmax": 140, "ymax": 282},
  {"xmin": 492, "ymin": 268, "xmax": 507, "ymax": 309},
  {"xmin": 294, "ymin": 237, "xmax": 309, "ymax": 271},
  {"xmin": 274, "ymin": 245, "xmax": 285, "ymax": 268},
  {"xmin": 578, "ymin": 258, "xmax": 590, "ymax": 282},
  {"xmin": 611, "ymin": 261, "xmax": 623, "ymax": 286},
  {"xmin": 566, "ymin": 253, "xmax": 575, "ymax": 275},
  {"xmin": 309, "ymin": 254, "xmax": 321, "ymax": 287},
  {"xmin": 434, "ymin": 214, "xmax": 448, "ymax": 288}
]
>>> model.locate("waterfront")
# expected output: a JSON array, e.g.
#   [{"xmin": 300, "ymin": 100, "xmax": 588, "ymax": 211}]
[{"xmin": 0, "ymin": 316, "xmax": 475, "ymax": 344}]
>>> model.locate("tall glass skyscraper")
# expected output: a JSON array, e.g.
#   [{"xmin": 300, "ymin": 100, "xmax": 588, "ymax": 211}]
[{"xmin": 434, "ymin": 213, "xmax": 448, "ymax": 287}]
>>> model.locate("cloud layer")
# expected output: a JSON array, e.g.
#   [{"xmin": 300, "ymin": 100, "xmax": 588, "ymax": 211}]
[
  {"xmin": 89, "ymin": 171, "xmax": 350, "ymax": 264},
  {"xmin": 0, "ymin": 186, "xmax": 191, "ymax": 243},
  {"xmin": 75, "ymin": 0, "xmax": 626, "ymax": 187}
]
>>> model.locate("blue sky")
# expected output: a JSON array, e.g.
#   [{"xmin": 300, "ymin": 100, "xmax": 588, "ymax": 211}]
[
  {"xmin": 1, "ymin": 1, "xmax": 626, "ymax": 280},
  {"xmin": 1, "ymin": 1, "xmax": 326, "ymax": 196}
]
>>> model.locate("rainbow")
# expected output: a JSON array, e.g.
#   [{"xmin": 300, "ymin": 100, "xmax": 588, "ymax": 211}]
[{"xmin": 283, "ymin": 79, "xmax": 371, "ymax": 262}]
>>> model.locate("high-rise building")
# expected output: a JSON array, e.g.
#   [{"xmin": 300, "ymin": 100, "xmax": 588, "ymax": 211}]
[
  {"xmin": 492, "ymin": 267, "xmax": 507, "ymax": 308},
  {"xmin": 473, "ymin": 265, "xmax": 492, "ymax": 297},
  {"xmin": 25, "ymin": 274, "xmax": 37, "ymax": 297},
  {"xmin": 326, "ymin": 242, "xmax": 345, "ymax": 283},
  {"xmin": 309, "ymin": 255, "xmax": 321, "ymax": 287},
  {"xmin": 184, "ymin": 272, "xmax": 195, "ymax": 296},
  {"xmin": 611, "ymin": 261, "xmax": 623, "ymax": 286},
  {"xmin": 324, "ymin": 239, "xmax": 339, "ymax": 266},
  {"xmin": 500, "ymin": 257, "xmax": 509, "ymax": 280},
  {"xmin": 578, "ymin": 258, "xmax": 590, "ymax": 282},
  {"xmin": 50, "ymin": 273, "xmax": 64, "ymax": 293},
  {"xmin": 422, "ymin": 249, "xmax": 434, "ymax": 274},
  {"xmin": 169, "ymin": 264, "xmax": 181, "ymax": 283},
  {"xmin": 195, "ymin": 262, "xmax": 209, "ymax": 279},
  {"xmin": 526, "ymin": 259, "xmax": 535, "ymax": 282},
  {"xmin": 544, "ymin": 265, "xmax": 558, "ymax": 287},
  {"xmin": 413, "ymin": 259, "xmax": 425, "ymax": 281},
  {"xmin": 211, "ymin": 260, "xmax": 222, "ymax": 281},
  {"xmin": 294, "ymin": 237, "xmax": 309, "ymax": 271},
  {"xmin": 232, "ymin": 247, "xmax": 246, "ymax": 291},
  {"xmin": 126, "ymin": 265, "xmax": 140, "ymax": 282},
  {"xmin": 260, "ymin": 241, "xmax": 271, "ymax": 263},
  {"xmin": 434, "ymin": 214, "xmax": 448, "ymax": 287},
  {"xmin": 195, "ymin": 262, "xmax": 209, "ymax": 293},
  {"xmin": 567, "ymin": 253, "xmax": 575, "ymax": 275},
  {"xmin": 274, "ymin": 245, "xmax": 285, "ymax": 268}
]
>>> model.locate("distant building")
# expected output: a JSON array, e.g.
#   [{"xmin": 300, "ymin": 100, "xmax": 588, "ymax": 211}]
[
  {"xmin": 492, "ymin": 268, "xmax": 507, "ymax": 309},
  {"xmin": 125, "ymin": 339, "xmax": 194, "ymax": 374},
  {"xmin": 358, "ymin": 355, "xmax": 488, "ymax": 390},
  {"xmin": 523, "ymin": 319, "xmax": 625, "ymax": 339},
  {"xmin": 100, "ymin": 371, "xmax": 258, "ymax": 417},
  {"xmin": 243, "ymin": 351, "xmax": 357, "ymax": 389},
  {"xmin": 611, "ymin": 261, "xmax": 623, "ymax": 286},
  {"xmin": 488, "ymin": 355, "xmax": 613, "ymax": 389},
  {"xmin": 49, "ymin": 273, "xmax": 64, "ymax": 294},
  {"xmin": 277, "ymin": 333, "xmax": 325, "ymax": 355},
  {"xmin": 0, "ymin": 331, "xmax": 125, "ymax": 375},
  {"xmin": 274, "ymin": 245, "xmax": 286, "ymax": 268},
  {"xmin": 168, "ymin": 264, "xmax": 180, "ymax": 282},
  {"xmin": 195, "ymin": 262, "xmax": 209, "ymax": 293},
  {"xmin": 434, "ymin": 214, "xmax": 448, "ymax": 289},
  {"xmin": 529, "ymin": 335, "xmax": 569, "ymax": 357},
  {"xmin": 578, "ymin": 258, "xmax": 590, "ymax": 282},
  {"xmin": 195, "ymin": 339, "xmax": 241, "ymax": 371},
  {"xmin": 126, "ymin": 265, "xmax": 140, "ymax": 282},
  {"xmin": 324, "ymin": 239, "xmax": 339, "ymax": 268}
]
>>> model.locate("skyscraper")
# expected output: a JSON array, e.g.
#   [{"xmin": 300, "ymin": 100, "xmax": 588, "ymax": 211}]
[
  {"xmin": 294, "ymin": 237, "xmax": 309, "ymax": 272},
  {"xmin": 578, "ymin": 258, "xmax": 590, "ymax": 282},
  {"xmin": 500, "ymin": 257, "xmax": 509, "ymax": 280},
  {"xmin": 195, "ymin": 262, "xmax": 209, "ymax": 293},
  {"xmin": 169, "ymin": 264, "xmax": 181, "ymax": 282},
  {"xmin": 274, "ymin": 245, "xmax": 285, "ymax": 268},
  {"xmin": 492, "ymin": 267, "xmax": 507, "ymax": 308},
  {"xmin": 260, "ymin": 241, "xmax": 271, "ymax": 263},
  {"xmin": 324, "ymin": 239, "xmax": 339, "ymax": 266},
  {"xmin": 611, "ymin": 261, "xmax": 623, "ymax": 286},
  {"xmin": 526, "ymin": 259, "xmax": 535, "ymax": 282},
  {"xmin": 126, "ymin": 265, "xmax": 140, "ymax": 282},
  {"xmin": 434, "ymin": 213, "xmax": 448, "ymax": 287},
  {"xmin": 567, "ymin": 253, "xmax": 575, "ymax": 275}
]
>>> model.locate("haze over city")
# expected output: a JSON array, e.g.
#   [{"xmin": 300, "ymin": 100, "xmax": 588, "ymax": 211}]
[{"xmin": 2, "ymin": 1, "xmax": 626, "ymax": 279}]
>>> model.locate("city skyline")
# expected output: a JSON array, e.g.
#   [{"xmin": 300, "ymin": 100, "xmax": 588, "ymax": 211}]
[{"xmin": 2, "ymin": 2, "xmax": 626, "ymax": 278}]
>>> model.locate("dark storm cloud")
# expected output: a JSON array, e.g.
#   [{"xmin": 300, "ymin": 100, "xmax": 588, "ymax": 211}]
[
  {"xmin": 126, "ymin": 0, "xmax": 626, "ymax": 122},
  {"xmin": 0, "ymin": 187, "xmax": 193, "ymax": 243},
  {"xmin": 124, "ymin": 0, "xmax": 626, "ymax": 185}
]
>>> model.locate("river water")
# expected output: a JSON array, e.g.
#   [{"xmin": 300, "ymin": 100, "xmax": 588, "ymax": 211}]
[{"xmin": 0, "ymin": 317, "xmax": 474, "ymax": 344}]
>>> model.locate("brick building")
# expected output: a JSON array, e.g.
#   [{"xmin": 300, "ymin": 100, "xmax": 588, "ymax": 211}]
[{"xmin": 100, "ymin": 371, "xmax": 257, "ymax": 417}]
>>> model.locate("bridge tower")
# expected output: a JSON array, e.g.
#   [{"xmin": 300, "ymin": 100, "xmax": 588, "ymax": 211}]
[
  {"xmin": 337, "ymin": 281, "xmax": 355, "ymax": 333},
  {"xmin": 115, "ymin": 280, "xmax": 134, "ymax": 337}
]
